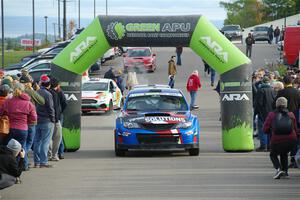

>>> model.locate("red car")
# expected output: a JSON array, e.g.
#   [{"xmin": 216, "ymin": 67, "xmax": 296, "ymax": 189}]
[{"xmin": 123, "ymin": 47, "xmax": 156, "ymax": 73}]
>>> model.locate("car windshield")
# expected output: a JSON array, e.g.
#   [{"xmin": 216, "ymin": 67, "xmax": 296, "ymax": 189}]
[
  {"xmin": 82, "ymin": 82, "xmax": 108, "ymax": 91},
  {"xmin": 126, "ymin": 94, "xmax": 188, "ymax": 111},
  {"xmin": 222, "ymin": 25, "xmax": 240, "ymax": 31},
  {"xmin": 127, "ymin": 49, "xmax": 151, "ymax": 57},
  {"xmin": 254, "ymin": 27, "xmax": 269, "ymax": 31}
]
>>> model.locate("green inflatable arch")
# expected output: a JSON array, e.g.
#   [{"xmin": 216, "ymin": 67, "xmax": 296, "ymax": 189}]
[{"xmin": 52, "ymin": 15, "xmax": 254, "ymax": 152}]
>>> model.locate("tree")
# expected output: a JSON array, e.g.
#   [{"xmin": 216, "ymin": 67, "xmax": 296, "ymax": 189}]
[
  {"xmin": 262, "ymin": 0, "xmax": 297, "ymax": 20},
  {"xmin": 220, "ymin": 0, "xmax": 264, "ymax": 27}
]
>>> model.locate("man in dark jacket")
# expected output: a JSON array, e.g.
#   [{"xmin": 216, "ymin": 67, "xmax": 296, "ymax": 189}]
[
  {"xmin": 275, "ymin": 75, "xmax": 300, "ymax": 167},
  {"xmin": 48, "ymin": 77, "xmax": 62, "ymax": 161},
  {"xmin": 33, "ymin": 75, "xmax": 55, "ymax": 168},
  {"xmin": 0, "ymin": 139, "xmax": 25, "ymax": 189},
  {"xmin": 255, "ymin": 77, "xmax": 276, "ymax": 151},
  {"xmin": 245, "ymin": 33, "xmax": 255, "ymax": 58},
  {"xmin": 104, "ymin": 67, "xmax": 116, "ymax": 80},
  {"xmin": 57, "ymin": 85, "xmax": 67, "ymax": 159}
]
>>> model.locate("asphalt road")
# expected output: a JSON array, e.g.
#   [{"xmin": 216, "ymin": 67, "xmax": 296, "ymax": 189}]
[{"xmin": 1, "ymin": 44, "xmax": 300, "ymax": 200}]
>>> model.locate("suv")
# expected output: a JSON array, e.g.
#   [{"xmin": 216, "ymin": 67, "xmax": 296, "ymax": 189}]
[
  {"xmin": 114, "ymin": 86, "xmax": 200, "ymax": 156},
  {"xmin": 221, "ymin": 25, "xmax": 243, "ymax": 42},
  {"xmin": 252, "ymin": 26, "xmax": 270, "ymax": 42}
]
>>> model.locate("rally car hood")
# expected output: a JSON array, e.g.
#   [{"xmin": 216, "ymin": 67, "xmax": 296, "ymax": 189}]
[
  {"xmin": 82, "ymin": 91, "xmax": 106, "ymax": 98},
  {"xmin": 120, "ymin": 111, "xmax": 191, "ymax": 124}
]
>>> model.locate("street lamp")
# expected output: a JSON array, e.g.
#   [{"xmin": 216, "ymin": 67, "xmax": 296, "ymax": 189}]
[
  {"xmin": 94, "ymin": 0, "xmax": 96, "ymax": 18},
  {"xmin": 32, "ymin": 0, "xmax": 35, "ymax": 52},
  {"xmin": 1, "ymin": 0, "xmax": 4, "ymax": 68},
  {"xmin": 44, "ymin": 16, "xmax": 48, "ymax": 44},
  {"xmin": 78, "ymin": 0, "xmax": 80, "ymax": 28},
  {"xmin": 106, "ymin": 0, "xmax": 108, "ymax": 16}
]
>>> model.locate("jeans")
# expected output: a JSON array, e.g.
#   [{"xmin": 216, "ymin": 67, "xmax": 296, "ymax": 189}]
[
  {"xmin": 49, "ymin": 121, "xmax": 62, "ymax": 158},
  {"xmin": 58, "ymin": 115, "xmax": 65, "ymax": 156},
  {"xmin": 24, "ymin": 125, "xmax": 35, "ymax": 168},
  {"xmin": 8, "ymin": 129, "xmax": 28, "ymax": 164},
  {"xmin": 190, "ymin": 91, "xmax": 197, "ymax": 107},
  {"xmin": 257, "ymin": 117, "xmax": 269, "ymax": 148},
  {"xmin": 176, "ymin": 52, "xmax": 182, "ymax": 65},
  {"xmin": 270, "ymin": 141, "xmax": 296, "ymax": 173},
  {"xmin": 275, "ymin": 36, "xmax": 279, "ymax": 44},
  {"xmin": 246, "ymin": 45, "xmax": 252, "ymax": 58},
  {"xmin": 210, "ymin": 68, "xmax": 216, "ymax": 86},
  {"xmin": 33, "ymin": 122, "xmax": 54, "ymax": 165},
  {"xmin": 168, "ymin": 76, "xmax": 175, "ymax": 88}
]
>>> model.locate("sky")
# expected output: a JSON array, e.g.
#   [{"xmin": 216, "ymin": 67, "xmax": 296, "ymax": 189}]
[{"xmin": 1, "ymin": 0, "xmax": 230, "ymax": 37}]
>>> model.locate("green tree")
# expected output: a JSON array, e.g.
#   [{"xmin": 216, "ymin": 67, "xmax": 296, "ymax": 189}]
[
  {"xmin": 262, "ymin": 0, "xmax": 297, "ymax": 20},
  {"xmin": 220, "ymin": 0, "xmax": 263, "ymax": 28}
]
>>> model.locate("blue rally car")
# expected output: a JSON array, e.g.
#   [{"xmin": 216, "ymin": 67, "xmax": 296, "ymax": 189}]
[{"xmin": 114, "ymin": 85, "xmax": 200, "ymax": 156}]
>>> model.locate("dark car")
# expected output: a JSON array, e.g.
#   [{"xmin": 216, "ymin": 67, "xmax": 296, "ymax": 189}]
[{"xmin": 221, "ymin": 25, "xmax": 243, "ymax": 42}]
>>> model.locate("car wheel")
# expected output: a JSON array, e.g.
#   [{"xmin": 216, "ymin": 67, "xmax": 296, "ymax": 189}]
[
  {"xmin": 188, "ymin": 148, "xmax": 199, "ymax": 156},
  {"xmin": 106, "ymin": 101, "xmax": 113, "ymax": 115},
  {"xmin": 114, "ymin": 136, "xmax": 126, "ymax": 157},
  {"xmin": 82, "ymin": 111, "xmax": 89, "ymax": 115}
]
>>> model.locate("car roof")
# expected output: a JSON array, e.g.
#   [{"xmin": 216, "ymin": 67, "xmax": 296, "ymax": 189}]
[
  {"xmin": 84, "ymin": 78, "xmax": 111, "ymax": 83},
  {"xmin": 128, "ymin": 87, "xmax": 182, "ymax": 95}
]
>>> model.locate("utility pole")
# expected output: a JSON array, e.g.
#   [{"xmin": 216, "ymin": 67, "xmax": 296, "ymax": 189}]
[
  {"xmin": 53, "ymin": 23, "xmax": 56, "ymax": 41},
  {"xmin": 58, "ymin": 0, "xmax": 61, "ymax": 40},
  {"xmin": 63, "ymin": 0, "xmax": 66, "ymax": 41},
  {"xmin": 1, "ymin": 0, "xmax": 4, "ymax": 68},
  {"xmin": 32, "ymin": 0, "xmax": 35, "ymax": 52},
  {"xmin": 78, "ymin": 0, "xmax": 80, "ymax": 28},
  {"xmin": 44, "ymin": 16, "xmax": 48, "ymax": 44},
  {"xmin": 106, "ymin": 0, "xmax": 108, "ymax": 16},
  {"xmin": 94, "ymin": 0, "xmax": 96, "ymax": 18}
]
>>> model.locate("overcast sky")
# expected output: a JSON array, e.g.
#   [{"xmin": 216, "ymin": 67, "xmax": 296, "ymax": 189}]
[{"xmin": 4, "ymin": 0, "xmax": 229, "ymax": 20}]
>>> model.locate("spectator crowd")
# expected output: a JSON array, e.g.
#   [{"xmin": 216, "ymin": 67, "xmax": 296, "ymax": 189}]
[
  {"xmin": 252, "ymin": 67, "xmax": 300, "ymax": 179},
  {"xmin": 0, "ymin": 70, "xmax": 67, "ymax": 189}
]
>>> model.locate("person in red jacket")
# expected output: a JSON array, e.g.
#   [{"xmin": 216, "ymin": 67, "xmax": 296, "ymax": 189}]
[
  {"xmin": 263, "ymin": 97, "xmax": 298, "ymax": 179},
  {"xmin": 186, "ymin": 70, "xmax": 201, "ymax": 109}
]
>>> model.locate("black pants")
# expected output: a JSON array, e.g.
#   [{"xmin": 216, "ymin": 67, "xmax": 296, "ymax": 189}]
[
  {"xmin": 270, "ymin": 141, "xmax": 296, "ymax": 172},
  {"xmin": 246, "ymin": 45, "xmax": 252, "ymax": 58},
  {"xmin": 0, "ymin": 174, "xmax": 16, "ymax": 190}
]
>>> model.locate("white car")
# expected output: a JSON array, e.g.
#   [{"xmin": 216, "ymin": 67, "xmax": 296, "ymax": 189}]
[
  {"xmin": 81, "ymin": 78, "xmax": 123, "ymax": 114},
  {"xmin": 101, "ymin": 47, "xmax": 122, "ymax": 63}
]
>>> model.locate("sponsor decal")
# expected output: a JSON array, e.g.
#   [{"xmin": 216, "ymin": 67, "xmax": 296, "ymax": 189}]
[
  {"xmin": 220, "ymin": 82, "xmax": 252, "ymax": 91},
  {"xmin": 65, "ymin": 94, "xmax": 79, "ymax": 101},
  {"xmin": 199, "ymin": 36, "xmax": 228, "ymax": 63},
  {"xmin": 106, "ymin": 21, "xmax": 191, "ymax": 40},
  {"xmin": 222, "ymin": 93, "xmax": 250, "ymax": 102},
  {"xmin": 145, "ymin": 116, "xmax": 186, "ymax": 123},
  {"xmin": 70, "ymin": 36, "xmax": 97, "ymax": 63}
]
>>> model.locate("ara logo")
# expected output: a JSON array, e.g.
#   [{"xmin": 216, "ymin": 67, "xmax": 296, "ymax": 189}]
[
  {"xmin": 70, "ymin": 36, "xmax": 97, "ymax": 63},
  {"xmin": 65, "ymin": 94, "xmax": 78, "ymax": 101},
  {"xmin": 222, "ymin": 93, "xmax": 250, "ymax": 101},
  {"xmin": 200, "ymin": 36, "xmax": 228, "ymax": 63}
]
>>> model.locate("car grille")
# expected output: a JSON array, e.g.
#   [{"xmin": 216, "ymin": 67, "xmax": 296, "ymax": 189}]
[
  {"xmin": 140, "ymin": 123, "xmax": 175, "ymax": 131},
  {"xmin": 137, "ymin": 134, "xmax": 180, "ymax": 144},
  {"xmin": 82, "ymin": 99, "xmax": 97, "ymax": 104}
]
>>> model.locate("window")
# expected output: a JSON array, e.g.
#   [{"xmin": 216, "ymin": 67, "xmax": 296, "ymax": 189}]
[
  {"xmin": 82, "ymin": 82, "xmax": 108, "ymax": 91},
  {"xmin": 128, "ymin": 49, "xmax": 151, "ymax": 57}
]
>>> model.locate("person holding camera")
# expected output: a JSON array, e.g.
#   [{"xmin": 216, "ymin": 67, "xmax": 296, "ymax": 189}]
[{"xmin": 0, "ymin": 139, "xmax": 25, "ymax": 189}]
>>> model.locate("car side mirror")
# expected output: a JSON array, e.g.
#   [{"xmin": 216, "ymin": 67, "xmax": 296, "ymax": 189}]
[
  {"xmin": 152, "ymin": 53, "xmax": 156, "ymax": 57},
  {"xmin": 123, "ymin": 54, "xmax": 126, "ymax": 57},
  {"xmin": 242, "ymin": 29, "xmax": 244, "ymax": 32}
]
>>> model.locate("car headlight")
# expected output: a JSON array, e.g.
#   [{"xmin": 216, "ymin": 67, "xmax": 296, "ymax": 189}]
[
  {"xmin": 175, "ymin": 121, "xmax": 193, "ymax": 129},
  {"xmin": 123, "ymin": 121, "xmax": 140, "ymax": 129}
]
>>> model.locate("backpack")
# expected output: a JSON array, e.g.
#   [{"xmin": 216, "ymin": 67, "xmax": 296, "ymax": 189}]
[{"xmin": 272, "ymin": 112, "xmax": 293, "ymax": 135}]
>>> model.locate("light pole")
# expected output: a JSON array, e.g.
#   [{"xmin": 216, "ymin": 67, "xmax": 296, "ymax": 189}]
[
  {"xmin": 58, "ymin": 0, "xmax": 61, "ymax": 40},
  {"xmin": 106, "ymin": 0, "xmax": 108, "ymax": 16},
  {"xmin": 63, "ymin": 0, "xmax": 66, "ymax": 41},
  {"xmin": 53, "ymin": 23, "xmax": 56, "ymax": 41},
  {"xmin": 44, "ymin": 16, "xmax": 48, "ymax": 44},
  {"xmin": 78, "ymin": 0, "xmax": 80, "ymax": 28},
  {"xmin": 94, "ymin": 0, "xmax": 96, "ymax": 18},
  {"xmin": 1, "ymin": 0, "xmax": 4, "ymax": 68},
  {"xmin": 32, "ymin": 0, "xmax": 35, "ymax": 52}
]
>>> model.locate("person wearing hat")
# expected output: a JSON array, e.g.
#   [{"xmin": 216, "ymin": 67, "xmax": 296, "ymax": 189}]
[
  {"xmin": 0, "ymin": 69, "xmax": 4, "ymax": 80},
  {"xmin": 0, "ymin": 139, "xmax": 25, "ymax": 189},
  {"xmin": 263, "ymin": 97, "xmax": 298, "ymax": 179},
  {"xmin": 255, "ymin": 76, "xmax": 276, "ymax": 152},
  {"xmin": 275, "ymin": 75, "xmax": 300, "ymax": 168},
  {"xmin": 33, "ymin": 74, "xmax": 55, "ymax": 168},
  {"xmin": 20, "ymin": 75, "xmax": 45, "ymax": 170},
  {"xmin": 1, "ymin": 78, "xmax": 13, "ymax": 89}
]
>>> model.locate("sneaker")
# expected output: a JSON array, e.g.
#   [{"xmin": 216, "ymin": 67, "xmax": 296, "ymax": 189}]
[
  {"xmin": 50, "ymin": 156, "xmax": 59, "ymax": 161},
  {"xmin": 281, "ymin": 172, "xmax": 290, "ymax": 179},
  {"xmin": 59, "ymin": 155, "xmax": 64, "ymax": 160},
  {"xmin": 288, "ymin": 162, "xmax": 297, "ymax": 168},
  {"xmin": 15, "ymin": 177, "xmax": 22, "ymax": 184},
  {"xmin": 191, "ymin": 105, "xmax": 199, "ymax": 109},
  {"xmin": 211, "ymin": 83, "xmax": 214, "ymax": 87},
  {"xmin": 255, "ymin": 147, "xmax": 267, "ymax": 152},
  {"xmin": 33, "ymin": 164, "xmax": 40, "ymax": 168},
  {"xmin": 39, "ymin": 164, "xmax": 53, "ymax": 168},
  {"xmin": 273, "ymin": 170, "xmax": 284, "ymax": 179}
]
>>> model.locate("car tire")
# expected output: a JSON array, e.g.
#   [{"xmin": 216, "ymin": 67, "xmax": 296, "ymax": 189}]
[
  {"xmin": 82, "ymin": 111, "xmax": 89, "ymax": 115},
  {"xmin": 106, "ymin": 101, "xmax": 113, "ymax": 115},
  {"xmin": 114, "ymin": 136, "xmax": 126, "ymax": 157},
  {"xmin": 188, "ymin": 148, "xmax": 199, "ymax": 156}
]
